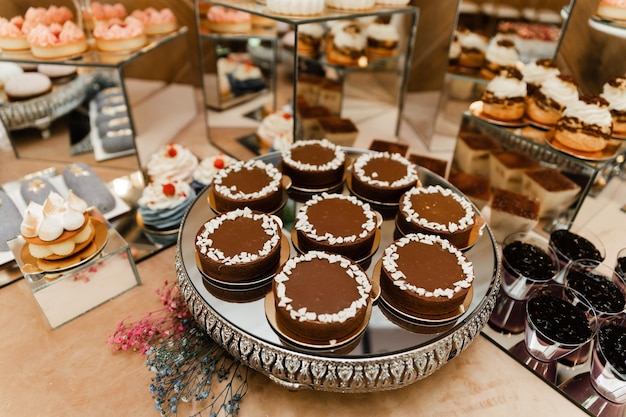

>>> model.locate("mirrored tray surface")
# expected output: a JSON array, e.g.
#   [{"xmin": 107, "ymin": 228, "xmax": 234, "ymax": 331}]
[{"xmin": 176, "ymin": 148, "xmax": 501, "ymax": 393}]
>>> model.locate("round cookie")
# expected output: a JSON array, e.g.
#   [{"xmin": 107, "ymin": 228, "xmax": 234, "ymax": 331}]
[{"xmin": 4, "ymin": 72, "xmax": 52, "ymax": 101}]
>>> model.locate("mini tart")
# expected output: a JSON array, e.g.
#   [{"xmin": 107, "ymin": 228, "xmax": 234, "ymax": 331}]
[
  {"xmin": 280, "ymin": 139, "xmax": 346, "ymax": 189},
  {"xmin": 22, "ymin": 212, "xmax": 89, "ymax": 246},
  {"xmin": 379, "ymin": 233, "xmax": 474, "ymax": 318},
  {"xmin": 95, "ymin": 34, "xmax": 147, "ymax": 52},
  {"xmin": 25, "ymin": 215, "xmax": 95, "ymax": 260},
  {"xmin": 210, "ymin": 159, "xmax": 284, "ymax": 213},
  {"xmin": 273, "ymin": 251, "xmax": 372, "ymax": 344},
  {"xmin": 294, "ymin": 193, "xmax": 378, "ymax": 260},
  {"xmin": 0, "ymin": 36, "xmax": 29, "ymax": 51},
  {"xmin": 30, "ymin": 39, "xmax": 87, "ymax": 59},
  {"xmin": 195, "ymin": 208, "xmax": 282, "ymax": 283},
  {"xmin": 396, "ymin": 185, "xmax": 478, "ymax": 249},
  {"xmin": 350, "ymin": 151, "xmax": 419, "ymax": 205}
]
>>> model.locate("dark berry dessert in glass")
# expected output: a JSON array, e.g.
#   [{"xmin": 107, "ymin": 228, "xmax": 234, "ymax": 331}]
[{"xmin": 548, "ymin": 224, "xmax": 605, "ymax": 278}]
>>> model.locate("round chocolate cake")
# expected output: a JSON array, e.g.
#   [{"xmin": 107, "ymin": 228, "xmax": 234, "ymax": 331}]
[
  {"xmin": 379, "ymin": 233, "xmax": 474, "ymax": 319},
  {"xmin": 281, "ymin": 139, "xmax": 346, "ymax": 189},
  {"xmin": 350, "ymin": 151, "xmax": 419, "ymax": 204},
  {"xmin": 396, "ymin": 185, "xmax": 477, "ymax": 249},
  {"xmin": 210, "ymin": 160, "xmax": 284, "ymax": 213},
  {"xmin": 195, "ymin": 208, "xmax": 283, "ymax": 283},
  {"xmin": 294, "ymin": 193, "xmax": 378, "ymax": 261},
  {"xmin": 273, "ymin": 251, "xmax": 372, "ymax": 345}
]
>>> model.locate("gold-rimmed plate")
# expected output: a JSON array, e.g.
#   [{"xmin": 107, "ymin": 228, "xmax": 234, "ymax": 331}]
[
  {"xmin": 20, "ymin": 217, "xmax": 109, "ymax": 274},
  {"xmin": 545, "ymin": 131, "xmax": 624, "ymax": 162}
]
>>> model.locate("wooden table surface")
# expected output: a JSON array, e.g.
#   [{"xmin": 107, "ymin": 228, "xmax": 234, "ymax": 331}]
[{"xmin": 0, "ymin": 244, "xmax": 591, "ymax": 417}]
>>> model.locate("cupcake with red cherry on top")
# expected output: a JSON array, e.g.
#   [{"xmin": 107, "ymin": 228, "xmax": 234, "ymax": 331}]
[
  {"xmin": 256, "ymin": 110, "xmax": 294, "ymax": 151},
  {"xmin": 146, "ymin": 143, "xmax": 199, "ymax": 184},
  {"xmin": 191, "ymin": 153, "xmax": 237, "ymax": 193},
  {"xmin": 137, "ymin": 177, "xmax": 196, "ymax": 233}
]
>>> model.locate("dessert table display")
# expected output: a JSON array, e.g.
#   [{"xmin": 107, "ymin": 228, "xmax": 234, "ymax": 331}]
[{"xmin": 177, "ymin": 148, "xmax": 501, "ymax": 392}]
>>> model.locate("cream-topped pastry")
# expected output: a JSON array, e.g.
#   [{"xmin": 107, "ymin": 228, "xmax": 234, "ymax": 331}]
[
  {"xmin": 480, "ymin": 39, "xmax": 520, "ymax": 80},
  {"xmin": 480, "ymin": 67, "xmax": 527, "ymax": 121},
  {"xmin": 92, "ymin": 16, "xmax": 146, "ymax": 52},
  {"xmin": 365, "ymin": 22, "xmax": 399, "ymax": 58},
  {"xmin": 146, "ymin": 143, "xmax": 199, "ymax": 184},
  {"xmin": 130, "ymin": 7, "xmax": 177, "ymax": 35},
  {"xmin": 20, "ymin": 191, "xmax": 95, "ymax": 260},
  {"xmin": 27, "ymin": 21, "xmax": 88, "ymax": 59},
  {"xmin": 327, "ymin": 23, "xmax": 367, "ymax": 66},
  {"xmin": 297, "ymin": 23, "xmax": 324, "ymax": 58},
  {"xmin": 457, "ymin": 30, "xmax": 488, "ymax": 69},
  {"xmin": 526, "ymin": 73, "xmax": 579, "ymax": 127},
  {"xmin": 601, "ymin": 76, "xmax": 626, "ymax": 134},
  {"xmin": 554, "ymin": 95, "xmax": 613, "ymax": 152},
  {"xmin": 521, "ymin": 58, "xmax": 560, "ymax": 96},
  {"xmin": 90, "ymin": 2, "xmax": 128, "ymax": 21},
  {"xmin": 256, "ymin": 111, "xmax": 293, "ymax": 149},
  {"xmin": 266, "ymin": 0, "xmax": 325, "ymax": 16},
  {"xmin": 0, "ymin": 17, "xmax": 30, "ymax": 51}
]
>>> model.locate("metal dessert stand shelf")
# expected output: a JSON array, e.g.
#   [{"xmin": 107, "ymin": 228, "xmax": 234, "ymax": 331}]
[{"xmin": 177, "ymin": 149, "xmax": 501, "ymax": 392}]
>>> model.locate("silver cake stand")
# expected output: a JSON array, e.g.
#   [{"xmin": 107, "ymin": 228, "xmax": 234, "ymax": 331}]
[{"xmin": 176, "ymin": 149, "xmax": 501, "ymax": 393}]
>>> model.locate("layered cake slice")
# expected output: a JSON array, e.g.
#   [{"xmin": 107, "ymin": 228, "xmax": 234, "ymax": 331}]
[
  {"xmin": 350, "ymin": 151, "xmax": 419, "ymax": 205},
  {"xmin": 408, "ymin": 153, "xmax": 448, "ymax": 178},
  {"xmin": 521, "ymin": 168, "xmax": 581, "ymax": 218},
  {"xmin": 210, "ymin": 159, "xmax": 284, "ymax": 213},
  {"xmin": 488, "ymin": 188, "xmax": 540, "ymax": 242},
  {"xmin": 489, "ymin": 150, "xmax": 540, "ymax": 193},
  {"xmin": 453, "ymin": 132, "xmax": 501, "ymax": 177},
  {"xmin": 272, "ymin": 251, "xmax": 372, "ymax": 345},
  {"xmin": 280, "ymin": 139, "xmax": 346, "ymax": 190},
  {"xmin": 396, "ymin": 185, "xmax": 480, "ymax": 249},
  {"xmin": 195, "ymin": 208, "xmax": 282, "ymax": 283},
  {"xmin": 379, "ymin": 233, "xmax": 474, "ymax": 318},
  {"xmin": 318, "ymin": 116, "xmax": 359, "ymax": 147},
  {"xmin": 294, "ymin": 193, "xmax": 378, "ymax": 261}
]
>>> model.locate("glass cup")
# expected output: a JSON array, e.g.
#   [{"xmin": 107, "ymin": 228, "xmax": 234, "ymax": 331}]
[
  {"xmin": 560, "ymin": 259, "xmax": 626, "ymax": 367},
  {"xmin": 560, "ymin": 314, "xmax": 626, "ymax": 417},
  {"xmin": 548, "ymin": 222, "xmax": 606, "ymax": 281},
  {"xmin": 509, "ymin": 283, "xmax": 598, "ymax": 384},
  {"xmin": 488, "ymin": 232, "xmax": 560, "ymax": 334},
  {"xmin": 616, "ymin": 247, "xmax": 626, "ymax": 282}
]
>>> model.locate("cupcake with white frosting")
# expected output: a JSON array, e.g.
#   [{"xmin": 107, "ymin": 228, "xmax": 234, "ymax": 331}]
[
  {"xmin": 146, "ymin": 143, "xmax": 199, "ymax": 184},
  {"xmin": 137, "ymin": 177, "xmax": 196, "ymax": 231},
  {"xmin": 192, "ymin": 153, "xmax": 237, "ymax": 193},
  {"xmin": 521, "ymin": 58, "xmax": 560, "ymax": 98}
]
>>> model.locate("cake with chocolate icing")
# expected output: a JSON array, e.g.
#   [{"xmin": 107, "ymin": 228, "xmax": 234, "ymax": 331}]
[
  {"xmin": 396, "ymin": 185, "xmax": 479, "ymax": 249},
  {"xmin": 280, "ymin": 139, "xmax": 346, "ymax": 190},
  {"xmin": 210, "ymin": 160, "xmax": 284, "ymax": 213},
  {"xmin": 273, "ymin": 250, "xmax": 373, "ymax": 345},
  {"xmin": 294, "ymin": 193, "xmax": 378, "ymax": 260},
  {"xmin": 350, "ymin": 151, "xmax": 419, "ymax": 205},
  {"xmin": 379, "ymin": 233, "xmax": 474, "ymax": 318},
  {"xmin": 195, "ymin": 208, "xmax": 282, "ymax": 283}
]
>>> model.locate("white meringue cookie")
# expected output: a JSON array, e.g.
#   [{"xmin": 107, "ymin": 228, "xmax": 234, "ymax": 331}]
[
  {"xmin": 21, "ymin": 202, "xmax": 43, "ymax": 238},
  {"xmin": 38, "ymin": 215, "xmax": 64, "ymax": 242},
  {"xmin": 43, "ymin": 192, "xmax": 66, "ymax": 216},
  {"xmin": 66, "ymin": 190, "xmax": 88, "ymax": 213},
  {"xmin": 63, "ymin": 209, "xmax": 85, "ymax": 231}
]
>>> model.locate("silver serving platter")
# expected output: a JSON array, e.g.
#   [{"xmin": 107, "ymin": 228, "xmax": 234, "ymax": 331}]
[{"xmin": 177, "ymin": 148, "xmax": 501, "ymax": 393}]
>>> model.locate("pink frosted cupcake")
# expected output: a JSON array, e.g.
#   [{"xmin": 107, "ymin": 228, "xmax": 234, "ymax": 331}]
[
  {"xmin": 27, "ymin": 21, "xmax": 88, "ymax": 59},
  {"xmin": 25, "ymin": 6, "xmax": 74, "ymax": 26},
  {"xmin": 0, "ymin": 17, "xmax": 29, "ymax": 51},
  {"xmin": 206, "ymin": 6, "xmax": 251, "ymax": 33},
  {"xmin": 266, "ymin": 0, "xmax": 325, "ymax": 16},
  {"xmin": 90, "ymin": 2, "xmax": 128, "ymax": 21},
  {"xmin": 93, "ymin": 16, "xmax": 147, "ymax": 52},
  {"xmin": 130, "ymin": 7, "xmax": 177, "ymax": 35},
  {"xmin": 326, "ymin": 0, "xmax": 376, "ymax": 11}
]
